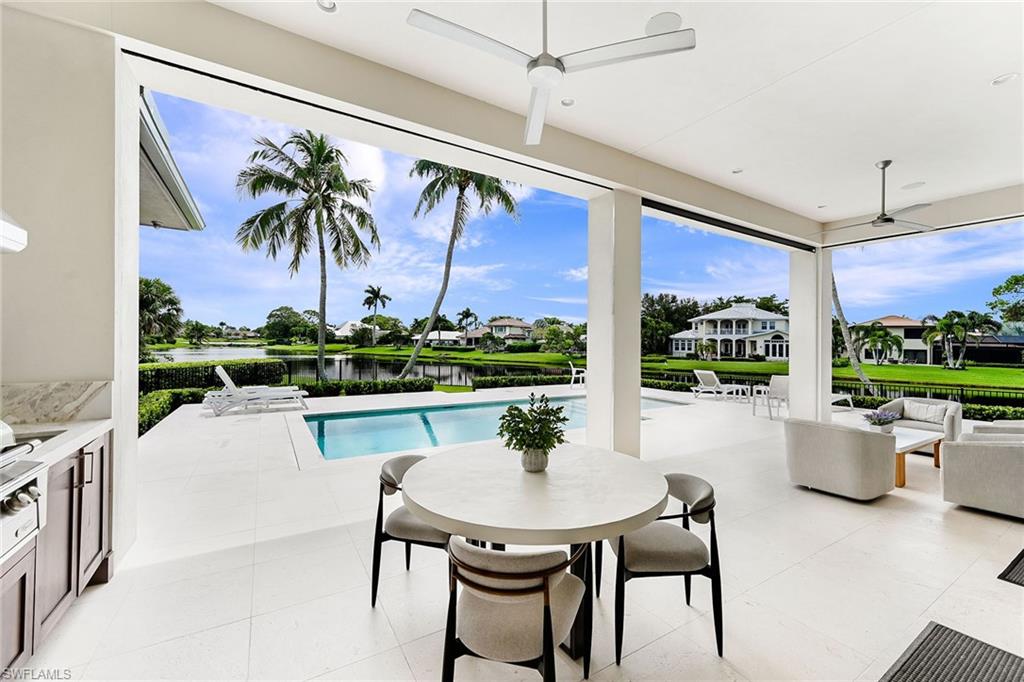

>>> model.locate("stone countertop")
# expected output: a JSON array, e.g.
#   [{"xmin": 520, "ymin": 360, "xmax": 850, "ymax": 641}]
[{"xmin": 11, "ymin": 419, "xmax": 114, "ymax": 468}]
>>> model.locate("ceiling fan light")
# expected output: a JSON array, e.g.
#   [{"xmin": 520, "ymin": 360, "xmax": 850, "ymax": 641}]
[
  {"xmin": 316, "ymin": 0, "xmax": 337, "ymax": 13},
  {"xmin": 645, "ymin": 12, "xmax": 683, "ymax": 36},
  {"xmin": 991, "ymin": 72, "xmax": 1020, "ymax": 86},
  {"xmin": 560, "ymin": 98, "xmax": 575, "ymax": 107},
  {"xmin": 901, "ymin": 181, "xmax": 926, "ymax": 190}
]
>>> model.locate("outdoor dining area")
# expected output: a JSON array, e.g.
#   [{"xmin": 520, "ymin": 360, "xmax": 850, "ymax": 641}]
[{"xmin": 371, "ymin": 437, "xmax": 723, "ymax": 681}]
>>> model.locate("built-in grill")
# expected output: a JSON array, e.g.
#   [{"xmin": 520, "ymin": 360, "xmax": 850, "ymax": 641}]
[{"xmin": 0, "ymin": 442, "xmax": 47, "ymax": 564}]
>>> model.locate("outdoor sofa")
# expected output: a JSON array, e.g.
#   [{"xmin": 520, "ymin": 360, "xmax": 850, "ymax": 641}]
[
  {"xmin": 783, "ymin": 418, "xmax": 895, "ymax": 501},
  {"xmin": 877, "ymin": 397, "xmax": 962, "ymax": 443}
]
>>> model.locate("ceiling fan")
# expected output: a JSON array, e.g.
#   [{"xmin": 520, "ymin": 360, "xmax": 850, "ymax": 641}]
[
  {"xmin": 836, "ymin": 160, "xmax": 934, "ymax": 232},
  {"xmin": 406, "ymin": 1, "xmax": 696, "ymax": 145}
]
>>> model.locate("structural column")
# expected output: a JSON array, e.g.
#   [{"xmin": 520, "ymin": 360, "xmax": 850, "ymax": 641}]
[
  {"xmin": 586, "ymin": 190, "xmax": 642, "ymax": 456},
  {"xmin": 788, "ymin": 249, "xmax": 832, "ymax": 421}
]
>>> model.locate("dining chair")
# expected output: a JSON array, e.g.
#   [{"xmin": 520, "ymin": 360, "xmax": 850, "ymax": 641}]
[
  {"xmin": 442, "ymin": 537, "xmax": 592, "ymax": 682},
  {"xmin": 608, "ymin": 473, "xmax": 723, "ymax": 662},
  {"xmin": 371, "ymin": 454, "xmax": 451, "ymax": 607}
]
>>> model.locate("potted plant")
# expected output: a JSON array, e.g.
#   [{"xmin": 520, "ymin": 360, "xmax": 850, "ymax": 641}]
[
  {"xmin": 497, "ymin": 393, "xmax": 569, "ymax": 472},
  {"xmin": 863, "ymin": 409, "xmax": 900, "ymax": 433}
]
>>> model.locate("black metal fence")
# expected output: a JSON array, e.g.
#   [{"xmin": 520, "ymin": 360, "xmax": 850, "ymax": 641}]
[{"xmin": 280, "ymin": 356, "xmax": 565, "ymax": 387}]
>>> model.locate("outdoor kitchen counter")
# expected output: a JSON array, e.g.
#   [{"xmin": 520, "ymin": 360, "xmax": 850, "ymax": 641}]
[{"xmin": 11, "ymin": 418, "xmax": 114, "ymax": 469}]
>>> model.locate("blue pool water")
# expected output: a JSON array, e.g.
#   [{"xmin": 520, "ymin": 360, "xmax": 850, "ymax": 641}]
[{"xmin": 306, "ymin": 396, "xmax": 679, "ymax": 460}]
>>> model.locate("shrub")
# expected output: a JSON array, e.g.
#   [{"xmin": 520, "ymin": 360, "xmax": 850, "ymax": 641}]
[
  {"xmin": 832, "ymin": 357, "xmax": 851, "ymax": 368},
  {"xmin": 138, "ymin": 388, "xmax": 209, "ymax": 436},
  {"xmin": 138, "ymin": 358, "xmax": 286, "ymax": 393},
  {"xmin": 300, "ymin": 378, "xmax": 435, "ymax": 397},
  {"xmin": 505, "ymin": 341, "xmax": 541, "ymax": 353},
  {"xmin": 472, "ymin": 375, "xmax": 571, "ymax": 390},
  {"xmin": 641, "ymin": 378, "xmax": 695, "ymax": 392}
]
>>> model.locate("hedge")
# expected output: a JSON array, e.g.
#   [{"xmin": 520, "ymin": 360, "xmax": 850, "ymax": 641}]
[
  {"xmin": 138, "ymin": 358, "xmax": 286, "ymax": 393},
  {"xmin": 298, "ymin": 378, "xmax": 436, "ymax": 397},
  {"xmin": 505, "ymin": 341, "xmax": 542, "ymax": 353},
  {"xmin": 472, "ymin": 374, "xmax": 570, "ymax": 390},
  {"xmin": 138, "ymin": 388, "xmax": 209, "ymax": 436},
  {"xmin": 641, "ymin": 378, "xmax": 696, "ymax": 392}
]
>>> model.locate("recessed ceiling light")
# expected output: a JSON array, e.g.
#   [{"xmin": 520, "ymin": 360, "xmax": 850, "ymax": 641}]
[
  {"xmin": 901, "ymin": 181, "xmax": 926, "ymax": 190},
  {"xmin": 731, "ymin": 168, "xmax": 743, "ymax": 174},
  {"xmin": 817, "ymin": 204, "xmax": 827, "ymax": 209},
  {"xmin": 645, "ymin": 11, "xmax": 683, "ymax": 36},
  {"xmin": 991, "ymin": 72, "xmax": 1020, "ymax": 86},
  {"xmin": 560, "ymin": 98, "xmax": 575, "ymax": 107},
  {"xmin": 316, "ymin": 0, "xmax": 337, "ymax": 13}
]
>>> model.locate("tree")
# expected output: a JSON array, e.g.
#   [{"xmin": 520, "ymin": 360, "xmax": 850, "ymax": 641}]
[
  {"xmin": 640, "ymin": 293, "xmax": 702, "ymax": 354},
  {"xmin": 359, "ymin": 314, "xmax": 402, "ymax": 333},
  {"xmin": 456, "ymin": 307, "xmax": 479, "ymax": 331},
  {"xmin": 263, "ymin": 306, "xmax": 308, "ymax": 342},
  {"xmin": 694, "ymin": 340, "xmax": 716, "ymax": 361},
  {"xmin": 362, "ymin": 285, "xmax": 392, "ymax": 348},
  {"xmin": 397, "ymin": 161, "xmax": 519, "ymax": 378},
  {"xmin": 926, "ymin": 310, "xmax": 1000, "ymax": 369},
  {"xmin": 488, "ymin": 314, "xmax": 524, "ymax": 323},
  {"xmin": 236, "ymin": 129, "xmax": 379, "ymax": 381},
  {"xmin": 831, "ymin": 274, "xmax": 875, "ymax": 394},
  {"xmin": 182, "ymin": 319, "xmax": 210, "ymax": 346},
  {"xmin": 410, "ymin": 314, "xmax": 456, "ymax": 334},
  {"xmin": 542, "ymin": 325, "xmax": 567, "ymax": 354},
  {"xmin": 565, "ymin": 324, "xmax": 587, "ymax": 356},
  {"xmin": 139, "ymin": 276, "xmax": 183, "ymax": 345},
  {"xmin": 853, "ymin": 322, "xmax": 903, "ymax": 364},
  {"xmin": 349, "ymin": 325, "xmax": 375, "ymax": 347},
  {"xmin": 989, "ymin": 274, "xmax": 1024, "ymax": 323},
  {"xmin": 641, "ymin": 315, "xmax": 675, "ymax": 356},
  {"xmin": 479, "ymin": 331, "xmax": 505, "ymax": 353},
  {"xmin": 955, "ymin": 310, "xmax": 1000, "ymax": 368}
]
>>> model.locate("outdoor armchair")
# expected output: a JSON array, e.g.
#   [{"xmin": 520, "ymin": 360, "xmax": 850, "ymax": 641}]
[
  {"xmin": 784, "ymin": 418, "xmax": 895, "ymax": 500},
  {"xmin": 973, "ymin": 420, "xmax": 1024, "ymax": 436},
  {"xmin": 941, "ymin": 433, "xmax": 1023, "ymax": 519}
]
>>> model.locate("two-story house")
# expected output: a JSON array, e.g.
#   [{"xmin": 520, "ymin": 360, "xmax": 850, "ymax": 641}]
[
  {"xmin": 669, "ymin": 303, "xmax": 790, "ymax": 359},
  {"xmin": 856, "ymin": 315, "xmax": 933, "ymax": 364},
  {"xmin": 464, "ymin": 317, "xmax": 533, "ymax": 346}
]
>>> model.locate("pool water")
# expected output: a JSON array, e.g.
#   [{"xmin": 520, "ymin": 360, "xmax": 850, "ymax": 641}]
[{"xmin": 306, "ymin": 396, "xmax": 679, "ymax": 460}]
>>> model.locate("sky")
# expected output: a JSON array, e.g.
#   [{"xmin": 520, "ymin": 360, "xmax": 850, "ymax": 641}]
[{"xmin": 142, "ymin": 92, "xmax": 1024, "ymax": 330}]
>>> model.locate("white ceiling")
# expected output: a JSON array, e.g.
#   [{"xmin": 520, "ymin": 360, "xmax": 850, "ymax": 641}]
[{"xmin": 213, "ymin": 1, "xmax": 1023, "ymax": 223}]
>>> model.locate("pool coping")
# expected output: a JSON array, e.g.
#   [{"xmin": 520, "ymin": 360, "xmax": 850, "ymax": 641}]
[{"xmin": 284, "ymin": 385, "xmax": 691, "ymax": 471}]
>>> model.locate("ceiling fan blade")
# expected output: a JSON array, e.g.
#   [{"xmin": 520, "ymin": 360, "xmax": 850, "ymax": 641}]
[
  {"xmin": 523, "ymin": 86, "xmax": 550, "ymax": 146},
  {"xmin": 407, "ymin": 9, "xmax": 532, "ymax": 67},
  {"xmin": 887, "ymin": 202, "xmax": 932, "ymax": 218},
  {"xmin": 827, "ymin": 220, "xmax": 876, "ymax": 233},
  {"xmin": 558, "ymin": 28, "xmax": 695, "ymax": 73},
  {"xmin": 892, "ymin": 219, "xmax": 936, "ymax": 232}
]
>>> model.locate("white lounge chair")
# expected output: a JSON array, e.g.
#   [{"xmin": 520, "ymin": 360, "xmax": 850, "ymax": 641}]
[
  {"xmin": 830, "ymin": 392, "xmax": 854, "ymax": 410},
  {"xmin": 691, "ymin": 369, "xmax": 748, "ymax": 401},
  {"xmin": 202, "ymin": 365, "xmax": 309, "ymax": 416},
  {"xmin": 752, "ymin": 375, "xmax": 854, "ymax": 419},
  {"xmin": 568, "ymin": 361, "xmax": 587, "ymax": 388}
]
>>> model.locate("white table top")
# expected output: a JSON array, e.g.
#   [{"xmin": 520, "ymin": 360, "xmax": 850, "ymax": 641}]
[
  {"xmin": 856, "ymin": 424, "xmax": 942, "ymax": 452},
  {"xmin": 402, "ymin": 442, "xmax": 669, "ymax": 545}
]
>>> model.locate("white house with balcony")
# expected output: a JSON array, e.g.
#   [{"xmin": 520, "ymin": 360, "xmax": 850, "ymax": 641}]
[{"xmin": 670, "ymin": 303, "xmax": 791, "ymax": 360}]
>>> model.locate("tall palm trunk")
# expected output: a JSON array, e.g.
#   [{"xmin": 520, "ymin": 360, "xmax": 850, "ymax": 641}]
[
  {"xmin": 316, "ymin": 219, "xmax": 328, "ymax": 382},
  {"xmin": 371, "ymin": 302, "xmax": 378, "ymax": 348},
  {"xmin": 831, "ymin": 273, "xmax": 876, "ymax": 396},
  {"xmin": 399, "ymin": 190, "xmax": 465, "ymax": 379}
]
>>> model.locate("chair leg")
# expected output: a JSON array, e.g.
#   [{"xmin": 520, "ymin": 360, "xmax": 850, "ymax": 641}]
[
  {"xmin": 583, "ymin": 544, "xmax": 593, "ymax": 679},
  {"xmin": 371, "ymin": 488, "xmax": 385, "ymax": 607},
  {"xmin": 595, "ymin": 541, "xmax": 603, "ymax": 598},
  {"xmin": 542, "ymin": 605, "xmax": 556, "ymax": 682},
  {"xmin": 441, "ymin": 585, "xmax": 458, "ymax": 682},
  {"xmin": 614, "ymin": 539, "xmax": 626, "ymax": 665},
  {"xmin": 684, "ymin": 574, "xmax": 692, "ymax": 606},
  {"xmin": 711, "ymin": 566, "xmax": 724, "ymax": 657},
  {"xmin": 405, "ymin": 542, "xmax": 411, "ymax": 570}
]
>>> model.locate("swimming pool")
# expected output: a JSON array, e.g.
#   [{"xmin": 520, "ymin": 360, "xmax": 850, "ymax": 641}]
[{"xmin": 306, "ymin": 396, "xmax": 680, "ymax": 460}]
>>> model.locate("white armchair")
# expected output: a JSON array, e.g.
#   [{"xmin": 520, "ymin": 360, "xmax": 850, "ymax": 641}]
[
  {"xmin": 941, "ymin": 433, "xmax": 1023, "ymax": 519},
  {"xmin": 784, "ymin": 418, "xmax": 895, "ymax": 501}
]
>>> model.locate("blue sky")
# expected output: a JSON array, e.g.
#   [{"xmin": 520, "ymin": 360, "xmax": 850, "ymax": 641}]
[{"xmin": 143, "ymin": 92, "xmax": 1023, "ymax": 329}]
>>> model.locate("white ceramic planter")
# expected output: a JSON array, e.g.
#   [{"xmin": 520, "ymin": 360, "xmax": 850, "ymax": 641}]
[
  {"xmin": 869, "ymin": 424, "xmax": 895, "ymax": 434},
  {"xmin": 520, "ymin": 449, "xmax": 549, "ymax": 473}
]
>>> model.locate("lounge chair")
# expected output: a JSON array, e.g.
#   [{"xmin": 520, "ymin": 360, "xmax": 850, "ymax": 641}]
[
  {"xmin": 752, "ymin": 375, "xmax": 853, "ymax": 418},
  {"xmin": 830, "ymin": 392, "xmax": 854, "ymax": 410},
  {"xmin": 691, "ymin": 370, "xmax": 747, "ymax": 401},
  {"xmin": 202, "ymin": 365, "xmax": 309, "ymax": 416},
  {"xmin": 568, "ymin": 361, "xmax": 587, "ymax": 388}
]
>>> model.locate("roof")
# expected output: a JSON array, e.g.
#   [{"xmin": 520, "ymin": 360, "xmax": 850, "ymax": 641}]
[
  {"xmin": 669, "ymin": 330, "xmax": 699, "ymax": 339},
  {"xmin": 857, "ymin": 314, "xmax": 924, "ymax": 327},
  {"xmin": 334, "ymin": 320, "xmax": 367, "ymax": 336},
  {"xmin": 487, "ymin": 318, "xmax": 531, "ymax": 328},
  {"xmin": 411, "ymin": 330, "xmax": 463, "ymax": 342},
  {"xmin": 464, "ymin": 328, "xmax": 488, "ymax": 339},
  {"xmin": 139, "ymin": 90, "xmax": 205, "ymax": 231},
  {"xmin": 690, "ymin": 303, "xmax": 787, "ymax": 322}
]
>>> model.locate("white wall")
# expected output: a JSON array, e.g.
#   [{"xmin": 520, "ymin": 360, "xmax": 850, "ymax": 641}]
[{"xmin": 1, "ymin": 7, "xmax": 141, "ymax": 559}]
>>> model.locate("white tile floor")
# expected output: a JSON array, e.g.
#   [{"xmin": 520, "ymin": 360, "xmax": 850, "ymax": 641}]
[{"xmin": 28, "ymin": 387, "xmax": 1022, "ymax": 681}]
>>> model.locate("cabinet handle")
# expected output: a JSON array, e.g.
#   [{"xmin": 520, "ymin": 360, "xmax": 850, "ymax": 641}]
[{"xmin": 83, "ymin": 451, "xmax": 95, "ymax": 485}]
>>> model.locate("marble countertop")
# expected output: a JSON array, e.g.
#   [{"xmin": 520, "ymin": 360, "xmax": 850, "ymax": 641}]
[{"xmin": 11, "ymin": 419, "xmax": 114, "ymax": 468}]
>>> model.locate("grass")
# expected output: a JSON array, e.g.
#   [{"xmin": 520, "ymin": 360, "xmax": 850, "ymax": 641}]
[
  {"xmin": 434, "ymin": 385, "xmax": 474, "ymax": 393},
  {"xmin": 263, "ymin": 343, "xmax": 355, "ymax": 354}
]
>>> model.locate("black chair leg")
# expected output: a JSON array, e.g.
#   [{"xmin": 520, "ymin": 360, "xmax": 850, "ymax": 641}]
[
  {"xmin": 542, "ymin": 605, "xmax": 556, "ymax": 682},
  {"xmin": 595, "ymin": 540, "xmax": 603, "ymax": 598},
  {"xmin": 583, "ymin": 544, "xmax": 593, "ymax": 679},
  {"xmin": 441, "ymin": 586, "xmax": 458, "ymax": 682},
  {"xmin": 684, "ymin": 574, "xmax": 691, "ymax": 605},
  {"xmin": 405, "ymin": 542, "xmax": 412, "ymax": 570},
  {"xmin": 371, "ymin": 488, "xmax": 385, "ymax": 607},
  {"xmin": 614, "ymin": 541, "xmax": 625, "ymax": 665},
  {"xmin": 711, "ymin": 567, "xmax": 724, "ymax": 656}
]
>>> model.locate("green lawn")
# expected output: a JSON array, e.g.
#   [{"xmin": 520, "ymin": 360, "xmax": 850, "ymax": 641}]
[{"xmin": 434, "ymin": 384, "xmax": 474, "ymax": 393}]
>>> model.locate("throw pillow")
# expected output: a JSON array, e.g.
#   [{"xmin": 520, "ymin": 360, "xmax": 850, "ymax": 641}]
[{"xmin": 903, "ymin": 400, "xmax": 946, "ymax": 424}]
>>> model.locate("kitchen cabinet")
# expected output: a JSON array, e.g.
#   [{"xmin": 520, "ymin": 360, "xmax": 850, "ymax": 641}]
[
  {"xmin": 1, "ymin": 542, "xmax": 36, "ymax": 672},
  {"xmin": 77, "ymin": 433, "xmax": 111, "ymax": 593}
]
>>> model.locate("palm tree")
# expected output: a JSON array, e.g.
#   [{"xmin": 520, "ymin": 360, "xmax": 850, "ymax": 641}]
[
  {"xmin": 398, "ymin": 161, "xmax": 519, "ymax": 378},
  {"xmin": 955, "ymin": 311, "xmax": 1001, "ymax": 368},
  {"xmin": 456, "ymin": 307, "xmax": 478, "ymax": 332},
  {"xmin": 362, "ymin": 285, "xmax": 391, "ymax": 348},
  {"xmin": 855, "ymin": 322, "xmax": 904, "ymax": 364},
  {"xmin": 924, "ymin": 311, "xmax": 966, "ymax": 369},
  {"xmin": 139, "ymin": 277, "xmax": 183, "ymax": 344},
  {"xmin": 236, "ymin": 130, "xmax": 379, "ymax": 381},
  {"xmin": 831, "ymin": 274, "xmax": 875, "ymax": 394}
]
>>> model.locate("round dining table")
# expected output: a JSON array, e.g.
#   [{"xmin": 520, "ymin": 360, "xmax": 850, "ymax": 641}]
[{"xmin": 402, "ymin": 441, "xmax": 668, "ymax": 661}]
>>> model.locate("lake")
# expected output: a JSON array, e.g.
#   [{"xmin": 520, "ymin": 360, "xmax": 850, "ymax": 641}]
[{"xmin": 158, "ymin": 346, "xmax": 565, "ymax": 386}]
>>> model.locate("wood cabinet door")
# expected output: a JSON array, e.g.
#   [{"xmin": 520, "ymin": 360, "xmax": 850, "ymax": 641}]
[
  {"xmin": 0, "ymin": 543, "xmax": 36, "ymax": 673},
  {"xmin": 34, "ymin": 453, "xmax": 79, "ymax": 646},
  {"xmin": 77, "ymin": 433, "xmax": 111, "ymax": 592}
]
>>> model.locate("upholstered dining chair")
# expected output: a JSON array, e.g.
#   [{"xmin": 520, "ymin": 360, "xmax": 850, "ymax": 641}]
[
  {"xmin": 371, "ymin": 454, "xmax": 450, "ymax": 606},
  {"xmin": 607, "ymin": 473, "xmax": 723, "ymax": 662},
  {"xmin": 442, "ymin": 537, "xmax": 592, "ymax": 682}
]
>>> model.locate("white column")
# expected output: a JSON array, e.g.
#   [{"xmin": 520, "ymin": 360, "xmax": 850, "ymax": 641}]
[
  {"xmin": 586, "ymin": 190, "xmax": 642, "ymax": 456},
  {"xmin": 788, "ymin": 249, "xmax": 832, "ymax": 420}
]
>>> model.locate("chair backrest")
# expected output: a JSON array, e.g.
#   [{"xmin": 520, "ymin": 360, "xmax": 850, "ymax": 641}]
[
  {"xmin": 448, "ymin": 537, "xmax": 568, "ymax": 603},
  {"xmin": 215, "ymin": 365, "xmax": 240, "ymax": 393},
  {"xmin": 380, "ymin": 454, "xmax": 425, "ymax": 495},
  {"xmin": 693, "ymin": 369, "xmax": 720, "ymax": 388},
  {"xmin": 783, "ymin": 417, "xmax": 895, "ymax": 499},
  {"xmin": 568, "ymin": 361, "xmax": 576, "ymax": 371},
  {"xmin": 664, "ymin": 473, "xmax": 715, "ymax": 524},
  {"xmin": 769, "ymin": 375, "xmax": 789, "ymax": 399}
]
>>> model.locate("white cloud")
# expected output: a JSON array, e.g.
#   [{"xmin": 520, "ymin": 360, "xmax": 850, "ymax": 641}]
[
  {"xmin": 561, "ymin": 266, "xmax": 588, "ymax": 281},
  {"xmin": 528, "ymin": 296, "xmax": 588, "ymax": 305},
  {"xmin": 644, "ymin": 249, "xmax": 790, "ymax": 301}
]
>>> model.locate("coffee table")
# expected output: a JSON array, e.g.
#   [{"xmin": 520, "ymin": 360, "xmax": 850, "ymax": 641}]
[{"xmin": 888, "ymin": 426, "xmax": 943, "ymax": 488}]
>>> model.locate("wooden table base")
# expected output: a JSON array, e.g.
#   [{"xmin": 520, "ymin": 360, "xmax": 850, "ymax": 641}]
[
  {"xmin": 895, "ymin": 452, "xmax": 907, "ymax": 488},
  {"xmin": 933, "ymin": 440, "xmax": 942, "ymax": 468}
]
